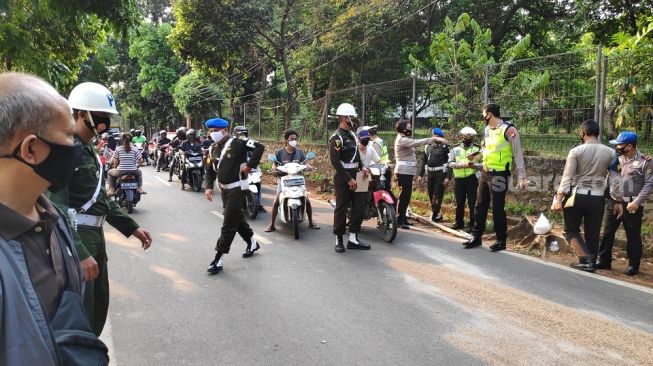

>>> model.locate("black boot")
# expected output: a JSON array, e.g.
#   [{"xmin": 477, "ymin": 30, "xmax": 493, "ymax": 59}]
[
  {"xmin": 335, "ymin": 236, "xmax": 345, "ymax": 253},
  {"xmin": 347, "ymin": 234, "xmax": 370, "ymax": 250},
  {"xmin": 451, "ymin": 223, "xmax": 465, "ymax": 230},
  {"xmin": 489, "ymin": 239, "xmax": 506, "ymax": 252},
  {"xmin": 463, "ymin": 234, "xmax": 482, "ymax": 249},
  {"xmin": 207, "ymin": 252, "xmax": 224, "ymax": 274},
  {"xmin": 595, "ymin": 260, "xmax": 612, "ymax": 270},
  {"xmin": 243, "ymin": 237, "xmax": 260, "ymax": 258},
  {"xmin": 625, "ymin": 264, "xmax": 639, "ymax": 276},
  {"xmin": 570, "ymin": 258, "xmax": 596, "ymax": 272}
]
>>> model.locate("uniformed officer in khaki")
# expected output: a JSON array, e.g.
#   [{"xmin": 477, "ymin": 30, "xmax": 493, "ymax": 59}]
[
  {"xmin": 598, "ymin": 131, "xmax": 653, "ymax": 276},
  {"xmin": 49, "ymin": 82, "xmax": 152, "ymax": 336}
]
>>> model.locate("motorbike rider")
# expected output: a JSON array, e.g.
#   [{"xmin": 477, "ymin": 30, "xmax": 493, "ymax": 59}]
[
  {"xmin": 417, "ymin": 128, "xmax": 451, "ymax": 222},
  {"xmin": 448, "ymin": 127, "xmax": 481, "ymax": 231},
  {"xmin": 357, "ymin": 128, "xmax": 381, "ymax": 168},
  {"xmin": 265, "ymin": 129, "xmax": 320, "ymax": 232},
  {"xmin": 203, "ymin": 117, "xmax": 265, "ymax": 274},
  {"xmin": 107, "ymin": 133, "xmax": 144, "ymax": 195},
  {"xmin": 168, "ymin": 127, "xmax": 187, "ymax": 182},
  {"xmin": 329, "ymin": 103, "xmax": 370, "ymax": 253},
  {"xmin": 155, "ymin": 130, "xmax": 171, "ymax": 172},
  {"xmin": 178, "ymin": 129, "xmax": 204, "ymax": 190},
  {"xmin": 131, "ymin": 129, "xmax": 148, "ymax": 166},
  {"xmin": 234, "ymin": 126, "xmax": 266, "ymax": 213}
]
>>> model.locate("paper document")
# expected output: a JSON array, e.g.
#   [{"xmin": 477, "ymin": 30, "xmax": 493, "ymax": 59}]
[{"xmin": 355, "ymin": 171, "xmax": 370, "ymax": 192}]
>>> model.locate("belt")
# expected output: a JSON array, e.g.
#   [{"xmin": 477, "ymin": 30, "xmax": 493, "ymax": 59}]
[
  {"xmin": 341, "ymin": 162, "xmax": 359, "ymax": 169},
  {"xmin": 397, "ymin": 161, "xmax": 417, "ymax": 167},
  {"xmin": 575, "ymin": 188, "xmax": 604, "ymax": 196},
  {"xmin": 427, "ymin": 166, "xmax": 445, "ymax": 172},
  {"xmin": 218, "ymin": 180, "xmax": 247, "ymax": 190},
  {"xmin": 76, "ymin": 214, "xmax": 106, "ymax": 228}
]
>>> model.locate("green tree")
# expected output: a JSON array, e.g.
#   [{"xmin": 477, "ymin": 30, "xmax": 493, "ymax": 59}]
[{"xmin": 172, "ymin": 70, "xmax": 226, "ymax": 127}]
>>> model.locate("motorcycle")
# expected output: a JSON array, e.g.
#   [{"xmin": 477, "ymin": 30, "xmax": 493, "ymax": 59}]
[
  {"xmin": 156, "ymin": 144, "xmax": 171, "ymax": 171},
  {"xmin": 114, "ymin": 172, "xmax": 141, "ymax": 214},
  {"xmin": 267, "ymin": 152, "xmax": 316, "ymax": 239},
  {"xmin": 134, "ymin": 142, "xmax": 148, "ymax": 166},
  {"xmin": 243, "ymin": 168, "xmax": 262, "ymax": 219},
  {"xmin": 180, "ymin": 150, "xmax": 205, "ymax": 192},
  {"xmin": 329, "ymin": 163, "xmax": 397, "ymax": 242}
]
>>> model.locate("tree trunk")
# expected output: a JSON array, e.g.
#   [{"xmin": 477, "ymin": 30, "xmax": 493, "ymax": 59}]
[{"xmin": 3, "ymin": 56, "xmax": 11, "ymax": 71}]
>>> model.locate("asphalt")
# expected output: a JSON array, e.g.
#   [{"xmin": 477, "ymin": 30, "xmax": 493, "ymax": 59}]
[{"xmin": 100, "ymin": 166, "xmax": 653, "ymax": 366}]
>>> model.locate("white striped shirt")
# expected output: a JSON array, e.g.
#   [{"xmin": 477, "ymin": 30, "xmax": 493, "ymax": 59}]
[{"xmin": 113, "ymin": 145, "xmax": 140, "ymax": 171}]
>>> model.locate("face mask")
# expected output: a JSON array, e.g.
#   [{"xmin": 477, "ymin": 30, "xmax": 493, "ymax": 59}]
[
  {"xmin": 210, "ymin": 130, "xmax": 225, "ymax": 142},
  {"xmin": 0, "ymin": 136, "xmax": 82, "ymax": 192},
  {"xmin": 288, "ymin": 140, "xmax": 298, "ymax": 148},
  {"xmin": 616, "ymin": 145, "xmax": 628, "ymax": 156},
  {"xmin": 463, "ymin": 139, "xmax": 472, "ymax": 147},
  {"xmin": 360, "ymin": 139, "xmax": 370, "ymax": 146},
  {"xmin": 85, "ymin": 112, "xmax": 111, "ymax": 134}
]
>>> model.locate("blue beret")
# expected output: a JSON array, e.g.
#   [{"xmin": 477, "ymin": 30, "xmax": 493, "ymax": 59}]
[
  {"xmin": 432, "ymin": 127, "xmax": 444, "ymax": 137},
  {"xmin": 205, "ymin": 118, "xmax": 230, "ymax": 129}
]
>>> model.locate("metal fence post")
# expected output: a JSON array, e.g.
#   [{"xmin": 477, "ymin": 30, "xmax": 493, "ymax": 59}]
[
  {"xmin": 411, "ymin": 74, "xmax": 416, "ymax": 124},
  {"xmin": 257, "ymin": 93, "xmax": 262, "ymax": 139},
  {"xmin": 324, "ymin": 91, "xmax": 330, "ymax": 141},
  {"xmin": 594, "ymin": 46, "xmax": 602, "ymax": 129},
  {"xmin": 361, "ymin": 84, "xmax": 366, "ymax": 126},
  {"xmin": 599, "ymin": 55, "xmax": 608, "ymax": 141},
  {"xmin": 483, "ymin": 65, "xmax": 489, "ymax": 104}
]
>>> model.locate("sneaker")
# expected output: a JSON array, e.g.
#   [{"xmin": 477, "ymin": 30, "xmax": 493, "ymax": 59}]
[
  {"xmin": 207, "ymin": 257, "xmax": 223, "ymax": 274},
  {"xmin": 243, "ymin": 238, "xmax": 260, "ymax": 258}
]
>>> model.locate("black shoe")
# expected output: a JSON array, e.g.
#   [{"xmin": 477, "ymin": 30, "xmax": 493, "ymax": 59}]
[
  {"xmin": 625, "ymin": 265, "xmax": 639, "ymax": 276},
  {"xmin": 451, "ymin": 223, "xmax": 465, "ymax": 230},
  {"xmin": 335, "ymin": 239, "xmax": 345, "ymax": 253},
  {"xmin": 207, "ymin": 256, "xmax": 223, "ymax": 274},
  {"xmin": 405, "ymin": 220, "xmax": 415, "ymax": 226},
  {"xmin": 156, "ymin": 168, "xmax": 161, "ymax": 172},
  {"xmin": 257, "ymin": 205, "xmax": 267, "ymax": 213},
  {"xmin": 181, "ymin": 185, "xmax": 185, "ymax": 190},
  {"xmin": 595, "ymin": 261, "xmax": 612, "ymax": 270},
  {"xmin": 489, "ymin": 240, "xmax": 506, "ymax": 252},
  {"xmin": 243, "ymin": 238, "xmax": 260, "ymax": 258},
  {"xmin": 399, "ymin": 223, "xmax": 410, "ymax": 230},
  {"xmin": 463, "ymin": 235, "xmax": 482, "ymax": 249},
  {"xmin": 347, "ymin": 236, "xmax": 370, "ymax": 250},
  {"xmin": 570, "ymin": 262, "xmax": 596, "ymax": 272},
  {"xmin": 168, "ymin": 178, "xmax": 173, "ymax": 182}
]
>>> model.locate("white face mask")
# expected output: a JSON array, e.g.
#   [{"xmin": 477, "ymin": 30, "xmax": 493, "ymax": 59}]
[
  {"xmin": 288, "ymin": 140, "xmax": 297, "ymax": 148},
  {"xmin": 210, "ymin": 130, "xmax": 225, "ymax": 142}
]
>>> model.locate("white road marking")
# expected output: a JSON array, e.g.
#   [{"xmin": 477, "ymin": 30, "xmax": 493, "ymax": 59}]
[
  {"xmin": 155, "ymin": 176, "xmax": 171, "ymax": 187},
  {"xmin": 99, "ymin": 315, "xmax": 117, "ymax": 365},
  {"xmin": 210, "ymin": 210, "xmax": 224, "ymax": 220}
]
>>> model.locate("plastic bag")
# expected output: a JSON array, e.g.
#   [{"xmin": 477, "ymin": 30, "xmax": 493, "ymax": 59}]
[{"xmin": 533, "ymin": 213, "xmax": 552, "ymax": 235}]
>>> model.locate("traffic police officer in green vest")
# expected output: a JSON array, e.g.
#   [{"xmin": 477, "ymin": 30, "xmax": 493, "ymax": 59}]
[
  {"xmin": 463, "ymin": 103, "xmax": 528, "ymax": 251},
  {"xmin": 367, "ymin": 125, "xmax": 389, "ymax": 164},
  {"xmin": 448, "ymin": 127, "xmax": 481, "ymax": 231},
  {"xmin": 598, "ymin": 131, "xmax": 653, "ymax": 276},
  {"xmin": 49, "ymin": 82, "xmax": 153, "ymax": 336},
  {"xmin": 417, "ymin": 127, "xmax": 450, "ymax": 222}
]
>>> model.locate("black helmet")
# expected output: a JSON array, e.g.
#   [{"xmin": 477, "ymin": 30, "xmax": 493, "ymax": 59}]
[
  {"xmin": 187, "ymin": 128, "xmax": 197, "ymax": 136},
  {"xmin": 234, "ymin": 126, "xmax": 248, "ymax": 137}
]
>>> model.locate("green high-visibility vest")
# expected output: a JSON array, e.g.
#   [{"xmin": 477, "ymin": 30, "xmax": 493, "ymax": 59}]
[
  {"xmin": 482, "ymin": 122, "xmax": 514, "ymax": 172},
  {"xmin": 452, "ymin": 144, "xmax": 481, "ymax": 178},
  {"xmin": 373, "ymin": 139, "xmax": 389, "ymax": 164}
]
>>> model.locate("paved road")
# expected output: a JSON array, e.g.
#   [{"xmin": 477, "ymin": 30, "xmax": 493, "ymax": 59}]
[{"xmin": 101, "ymin": 167, "xmax": 653, "ymax": 366}]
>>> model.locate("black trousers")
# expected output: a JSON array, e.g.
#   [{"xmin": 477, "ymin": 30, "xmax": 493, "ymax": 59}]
[
  {"xmin": 215, "ymin": 187, "xmax": 254, "ymax": 254},
  {"xmin": 333, "ymin": 173, "xmax": 365, "ymax": 236},
  {"xmin": 598, "ymin": 199, "xmax": 643, "ymax": 266},
  {"xmin": 562, "ymin": 193, "xmax": 605, "ymax": 263},
  {"xmin": 397, "ymin": 174, "xmax": 413, "ymax": 224},
  {"xmin": 454, "ymin": 175, "xmax": 478, "ymax": 227},
  {"xmin": 471, "ymin": 171, "xmax": 509, "ymax": 240},
  {"xmin": 426, "ymin": 171, "xmax": 446, "ymax": 216}
]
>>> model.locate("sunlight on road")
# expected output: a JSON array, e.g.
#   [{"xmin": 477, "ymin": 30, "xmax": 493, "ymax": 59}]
[
  {"xmin": 149, "ymin": 265, "xmax": 199, "ymax": 294},
  {"xmin": 159, "ymin": 232, "xmax": 191, "ymax": 243},
  {"xmin": 388, "ymin": 257, "xmax": 653, "ymax": 366},
  {"xmin": 108, "ymin": 279, "xmax": 139, "ymax": 300},
  {"xmin": 105, "ymin": 231, "xmax": 144, "ymax": 256}
]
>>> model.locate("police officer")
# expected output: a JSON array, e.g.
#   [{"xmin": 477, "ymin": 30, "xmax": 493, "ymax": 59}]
[
  {"xmin": 168, "ymin": 127, "xmax": 187, "ymax": 182},
  {"xmin": 597, "ymin": 131, "xmax": 653, "ymax": 276},
  {"xmin": 48, "ymin": 82, "xmax": 153, "ymax": 336},
  {"xmin": 329, "ymin": 103, "xmax": 370, "ymax": 253},
  {"xmin": 417, "ymin": 128, "xmax": 450, "ymax": 222},
  {"xmin": 204, "ymin": 118, "xmax": 265, "ymax": 274},
  {"xmin": 448, "ymin": 127, "xmax": 481, "ymax": 231},
  {"xmin": 155, "ymin": 130, "xmax": 171, "ymax": 172},
  {"xmin": 367, "ymin": 125, "xmax": 389, "ymax": 164},
  {"xmin": 464, "ymin": 103, "xmax": 528, "ymax": 251},
  {"xmin": 394, "ymin": 119, "xmax": 447, "ymax": 229}
]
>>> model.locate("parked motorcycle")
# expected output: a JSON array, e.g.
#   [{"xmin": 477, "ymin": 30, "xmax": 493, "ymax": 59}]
[
  {"xmin": 113, "ymin": 172, "xmax": 141, "ymax": 213},
  {"xmin": 243, "ymin": 168, "xmax": 262, "ymax": 219},
  {"xmin": 268, "ymin": 152, "xmax": 316, "ymax": 239},
  {"xmin": 329, "ymin": 163, "xmax": 397, "ymax": 242},
  {"xmin": 180, "ymin": 150, "xmax": 205, "ymax": 192}
]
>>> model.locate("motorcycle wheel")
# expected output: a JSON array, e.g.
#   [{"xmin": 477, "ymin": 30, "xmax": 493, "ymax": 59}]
[
  {"xmin": 292, "ymin": 207, "xmax": 300, "ymax": 240},
  {"xmin": 245, "ymin": 191, "xmax": 258, "ymax": 219},
  {"xmin": 378, "ymin": 201, "xmax": 397, "ymax": 242},
  {"xmin": 126, "ymin": 199, "xmax": 134, "ymax": 214},
  {"xmin": 192, "ymin": 170, "xmax": 203, "ymax": 192}
]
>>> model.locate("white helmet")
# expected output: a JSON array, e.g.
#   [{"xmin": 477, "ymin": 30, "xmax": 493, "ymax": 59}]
[
  {"xmin": 335, "ymin": 103, "xmax": 357, "ymax": 117},
  {"xmin": 68, "ymin": 82, "xmax": 118, "ymax": 114},
  {"xmin": 460, "ymin": 127, "xmax": 477, "ymax": 137},
  {"xmin": 101, "ymin": 132, "xmax": 109, "ymax": 139}
]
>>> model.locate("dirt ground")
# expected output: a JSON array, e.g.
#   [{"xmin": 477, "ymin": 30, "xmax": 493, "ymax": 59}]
[{"xmin": 264, "ymin": 174, "xmax": 653, "ymax": 289}]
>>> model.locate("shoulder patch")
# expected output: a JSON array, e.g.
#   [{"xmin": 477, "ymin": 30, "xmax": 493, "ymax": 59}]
[{"xmin": 246, "ymin": 139, "xmax": 256, "ymax": 148}]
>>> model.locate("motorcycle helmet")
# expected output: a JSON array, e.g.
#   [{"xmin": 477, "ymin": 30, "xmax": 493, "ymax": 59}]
[
  {"xmin": 101, "ymin": 132, "xmax": 109, "ymax": 140},
  {"xmin": 160, "ymin": 130, "xmax": 167, "ymax": 137},
  {"xmin": 335, "ymin": 103, "xmax": 357, "ymax": 117},
  {"xmin": 460, "ymin": 126, "xmax": 477, "ymax": 140},
  {"xmin": 234, "ymin": 126, "xmax": 249, "ymax": 137},
  {"xmin": 134, "ymin": 129, "xmax": 142, "ymax": 137}
]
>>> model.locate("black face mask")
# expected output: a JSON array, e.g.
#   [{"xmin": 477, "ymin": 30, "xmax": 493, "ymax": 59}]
[
  {"xmin": 361, "ymin": 139, "xmax": 370, "ymax": 146},
  {"xmin": 463, "ymin": 139, "xmax": 472, "ymax": 147},
  {"xmin": 85, "ymin": 112, "xmax": 111, "ymax": 134},
  {"xmin": 616, "ymin": 145, "xmax": 628, "ymax": 156},
  {"xmin": 0, "ymin": 136, "xmax": 82, "ymax": 192}
]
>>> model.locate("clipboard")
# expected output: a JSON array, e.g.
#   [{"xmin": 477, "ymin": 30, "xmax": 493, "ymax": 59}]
[
  {"xmin": 563, "ymin": 187, "xmax": 577, "ymax": 208},
  {"xmin": 355, "ymin": 171, "xmax": 370, "ymax": 192}
]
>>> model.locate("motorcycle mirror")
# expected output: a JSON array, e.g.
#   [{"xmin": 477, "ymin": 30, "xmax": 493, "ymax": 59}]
[
  {"xmin": 305, "ymin": 152, "xmax": 316, "ymax": 160},
  {"xmin": 267, "ymin": 154, "xmax": 278, "ymax": 162}
]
